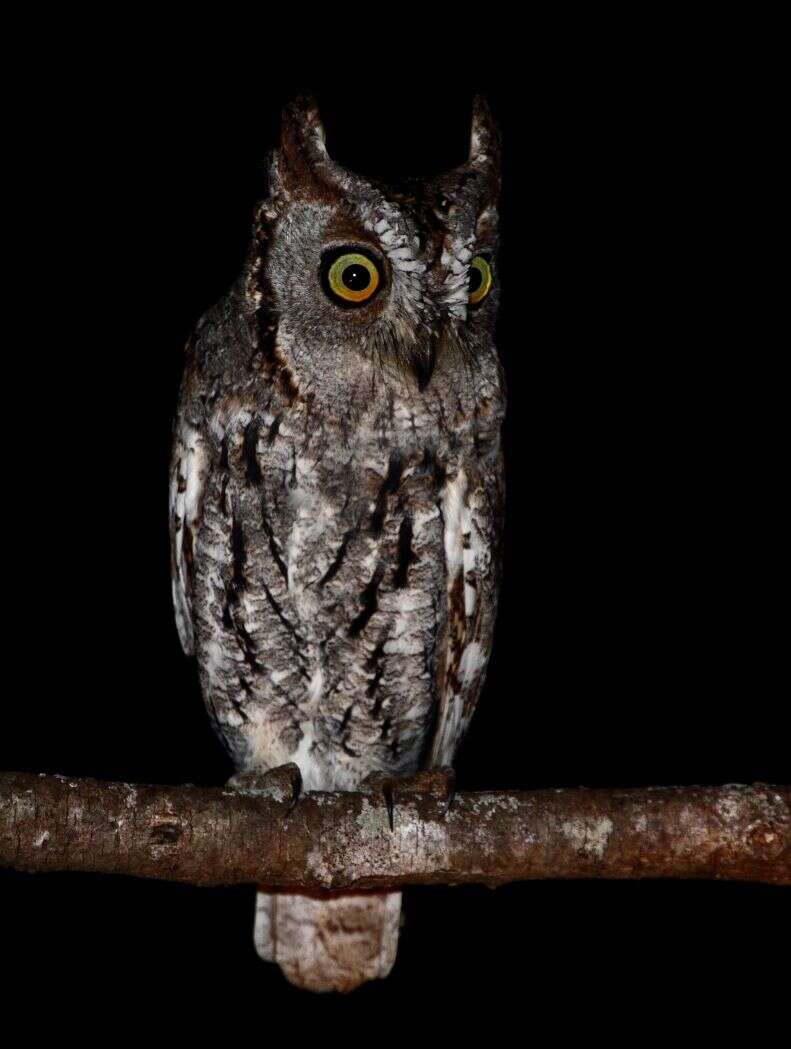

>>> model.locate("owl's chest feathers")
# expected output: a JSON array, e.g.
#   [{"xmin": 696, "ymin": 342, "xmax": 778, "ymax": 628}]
[
  {"xmin": 205, "ymin": 382, "xmax": 490, "ymax": 595},
  {"xmin": 191, "ymin": 376, "xmax": 498, "ymax": 785}
]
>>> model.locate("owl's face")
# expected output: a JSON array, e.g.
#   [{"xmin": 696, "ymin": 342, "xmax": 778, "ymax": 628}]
[{"xmin": 247, "ymin": 98, "xmax": 502, "ymax": 413}]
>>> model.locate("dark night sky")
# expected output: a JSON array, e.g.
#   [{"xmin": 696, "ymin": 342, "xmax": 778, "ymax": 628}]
[{"xmin": 2, "ymin": 30, "xmax": 786, "ymax": 1036}]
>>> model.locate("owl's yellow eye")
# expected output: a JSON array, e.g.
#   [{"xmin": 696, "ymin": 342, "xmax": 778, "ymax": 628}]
[
  {"xmin": 468, "ymin": 255, "xmax": 493, "ymax": 305},
  {"xmin": 325, "ymin": 250, "xmax": 381, "ymax": 305}
]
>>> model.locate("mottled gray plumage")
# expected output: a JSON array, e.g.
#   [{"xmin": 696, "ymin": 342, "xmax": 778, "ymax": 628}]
[{"xmin": 170, "ymin": 97, "xmax": 505, "ymax": 991}]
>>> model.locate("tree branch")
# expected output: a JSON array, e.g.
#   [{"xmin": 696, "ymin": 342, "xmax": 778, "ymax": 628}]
[{"xmin": 1, "ymin": 772, "xmax": 788, "ymax": 889}]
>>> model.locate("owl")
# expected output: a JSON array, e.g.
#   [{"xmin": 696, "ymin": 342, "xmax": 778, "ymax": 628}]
[{"xmin": 170, "ymin": 96, "xmax": 505, "ymax": 992}]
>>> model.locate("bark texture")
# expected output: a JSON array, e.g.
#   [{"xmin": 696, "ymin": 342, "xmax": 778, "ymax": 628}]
[{"xmin": 1, "ymin": 772, "xmax": 789, "ymax": 889}]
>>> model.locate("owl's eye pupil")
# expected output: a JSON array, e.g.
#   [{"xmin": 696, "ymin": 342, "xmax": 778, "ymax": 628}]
[
  {"xmin": 341, "ymin": 264, "xmax": 371, "ymax": 291},
  {"xmin": 468, "ymin": 267, "xmax": 483, "ymax": 295}
]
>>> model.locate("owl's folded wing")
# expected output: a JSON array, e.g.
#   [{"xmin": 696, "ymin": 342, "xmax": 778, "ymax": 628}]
[
  {"xmin": 429, "ymin": 458, "xmax": 504, "ymax": 767},
  {"xmin": 169, "ymin": 416, "xmax": 209, "ymax": 657}
]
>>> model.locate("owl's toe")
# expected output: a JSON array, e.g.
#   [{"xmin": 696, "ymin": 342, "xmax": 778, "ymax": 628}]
[
  {"xmin": 400, "ymin": 767, "xmax": 456, "ymax": 804},
  {"xmin": 226, "ymin": 763, "xmax": 302, "ymax": 805},
  {"xmin": 360, "ymin": 766, "xmax": 456, "ymax": 823}
]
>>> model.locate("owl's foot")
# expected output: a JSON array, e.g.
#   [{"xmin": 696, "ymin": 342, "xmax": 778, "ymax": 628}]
[
  {"xmin": 400, "ymin": 767, "xmax": 456, "ymax": 805},
  {"xmin": 226, "ymin": 763, "xmax": 302, "ymax": 805},
  {"xmin": 361, "ymin": 766, "xmax": 456, "ymax": 828}
]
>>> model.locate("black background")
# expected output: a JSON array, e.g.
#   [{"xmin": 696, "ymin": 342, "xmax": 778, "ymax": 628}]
[{"xmin": 2, "ymin": 32, "xmax": 787, "ymax": 1036}]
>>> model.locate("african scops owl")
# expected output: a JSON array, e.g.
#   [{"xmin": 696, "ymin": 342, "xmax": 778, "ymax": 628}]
[{"xmin": 170, "ymin": 97, "xmax": 505, "ymax": 992}]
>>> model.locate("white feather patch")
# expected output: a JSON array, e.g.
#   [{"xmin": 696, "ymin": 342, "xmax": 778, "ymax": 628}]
[{"xmin": 170, "ymin": 419, "xmax": 208, "ymax": 655}]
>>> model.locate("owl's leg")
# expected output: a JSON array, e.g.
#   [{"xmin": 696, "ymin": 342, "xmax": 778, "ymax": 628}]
[
  {"xmin": 398, "ymin": 766, "xmax": 456, "ymax": 807},
  {"xmin": 226, "ymin": 762, "xmax": 301, "ymax": 804},
  {"xmin": 361, "ymin": 766, "xmax": 456, "ymax": 825}
]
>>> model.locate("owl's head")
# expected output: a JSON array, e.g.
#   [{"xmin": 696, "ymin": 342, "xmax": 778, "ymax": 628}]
[{"xmin": 246, "ymin": 96, "xmax": 501, "ymax": 406}]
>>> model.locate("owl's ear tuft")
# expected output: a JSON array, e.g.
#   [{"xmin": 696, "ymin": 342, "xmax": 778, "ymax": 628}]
[
  {"xmin": 466, "ymin": 95, "xmax": 501, "ymax": 200},
  {"xmin": 269, "ymin": 95, "xmax": 340, "ymax": 203},
  {"xmin": 283, "ymin": 95, "xmax": 328, "ymax": 155}
]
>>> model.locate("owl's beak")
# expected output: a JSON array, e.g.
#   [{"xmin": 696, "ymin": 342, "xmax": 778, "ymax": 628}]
[
  {"xmin": 413, "ymin": 327, "xmax": 453, "ymax": 391},
  {"xmin": 414, "ymin": 339, "xmax": 436, "ymax": 391}
]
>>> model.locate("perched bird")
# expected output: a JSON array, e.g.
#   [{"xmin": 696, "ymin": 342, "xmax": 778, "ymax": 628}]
[{"xmin": 170, "ymin": 96, "xmax": 505, "ymax": 991}]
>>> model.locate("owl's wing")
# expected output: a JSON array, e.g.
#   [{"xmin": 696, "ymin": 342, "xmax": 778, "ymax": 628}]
[
  {"xmin": 169, "ymin": 415, "xmax": 210, "ymax": 656},
  {"xmin": 429, "ymin": 455, "xmax": 504, "ymax": 767}
]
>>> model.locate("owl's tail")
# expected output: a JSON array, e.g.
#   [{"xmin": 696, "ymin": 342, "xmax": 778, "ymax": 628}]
[{"xmin": 253, "ymin": 888, "xmax": 401, "ymax": 993}]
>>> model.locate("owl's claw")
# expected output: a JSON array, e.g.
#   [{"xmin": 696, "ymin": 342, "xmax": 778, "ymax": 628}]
[
  {"xmin": 227, "ymin": 763, "xmax": 302, "ymax": 806},
  {"xmin": 360, "ymin": 767, "xmax": 456, "ymax": 828},
  {"xmin": 393, "ymin": 767, "xmax": 456, "ymax": 816},
  {"xmin": 401, "ymin": 767, "xmax": 456, "ymax": 806}
]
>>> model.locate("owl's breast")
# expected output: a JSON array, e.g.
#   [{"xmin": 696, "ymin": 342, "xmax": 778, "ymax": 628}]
[{"xmin": 189, "ymin": 384, "xmax": 501, "ymax": 789}]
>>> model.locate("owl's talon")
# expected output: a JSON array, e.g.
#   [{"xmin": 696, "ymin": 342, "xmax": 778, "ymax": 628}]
[
  {"xmin": 394, "ymin": 767, "xmax": 456, "ymax": 815},
  {"xmin": 227, "ymin": 763, "xmax": 302, "ymax": 806},
  {"xmin": 361, "ymin": 767, "xmax": 456, "ymax": 822}
]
